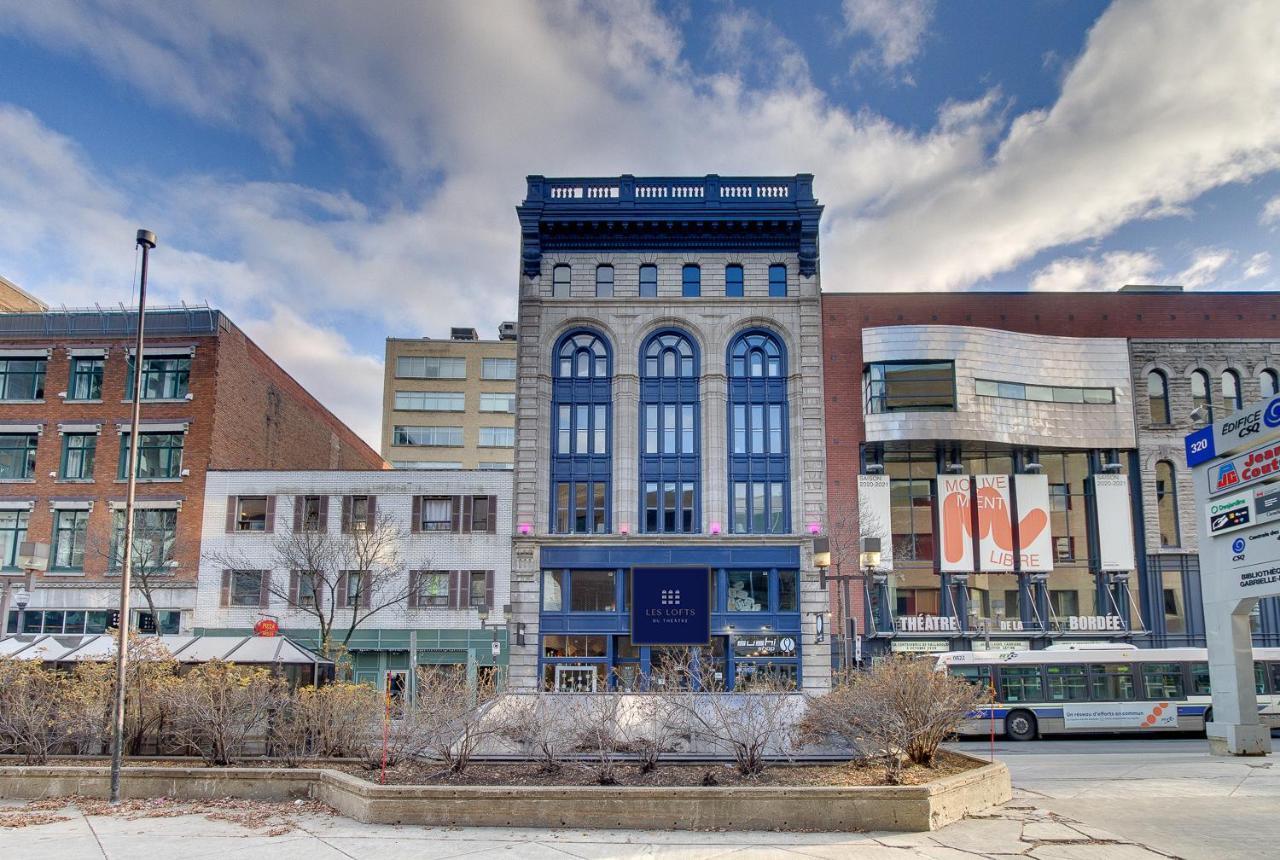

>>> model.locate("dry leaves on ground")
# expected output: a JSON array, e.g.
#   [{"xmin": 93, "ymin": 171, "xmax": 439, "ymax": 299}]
[{"xmin": 0, "ymin": 795, "xmax": 334, "ymax": 834}]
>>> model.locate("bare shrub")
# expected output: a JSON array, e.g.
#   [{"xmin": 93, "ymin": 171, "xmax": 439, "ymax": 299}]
[
  {"xmin": 271, "ymin": 682, "xmax": 381, "ymax": 765},
  {"xmin": 622, "ymin": 690, "xmax": 688, "ymax": 773},
  {"xmin": 160, "ymin": 661, "xmax": 286, "ymax": 765},
  {"xmin": 0, "ymin": 660, "xmax": 70, "ymax": 763},
  {"xmin": 118, "ymin": 634, "xmax": 178, "ymax": 755},
  {"xmin": 570, "ymin": 694, "xmax": 625, "ymax": 785},
  {"xmin": 62, "ymin": 661, "xmax": 115, "ymax": 755},
  {"xmin": 800, "ymin": 658, "xmax": 985, "ymax": 783},
  {"xmin": 657, "ymin": 649, "xmax": 797, "ymax": 777},
  {"xmin": 416, "ymin": 668, "xmax": 505, "ymax": 774},
  {"xmin": 502, "ymin": 695, "xmax": 580, "ymax": 773}
]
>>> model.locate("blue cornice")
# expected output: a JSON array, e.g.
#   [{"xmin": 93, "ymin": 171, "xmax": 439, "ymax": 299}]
[{"xmin": 517, "ymin": 174, "xmax": 823, "ymax": 278}]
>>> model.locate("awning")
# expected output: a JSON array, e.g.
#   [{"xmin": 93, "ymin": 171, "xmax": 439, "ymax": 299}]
[{"xmin": 0, "ymin": 634, "xmax": 331, "ymax": 666}]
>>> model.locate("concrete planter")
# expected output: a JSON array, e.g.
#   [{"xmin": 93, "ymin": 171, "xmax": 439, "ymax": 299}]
[{"xmin": 0, "ymin": 754, "xmax": 1010, "ymax": 832}]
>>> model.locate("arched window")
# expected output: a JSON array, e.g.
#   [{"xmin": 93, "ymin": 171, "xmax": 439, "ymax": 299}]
[
  {"xmin": 552, "ymin": 264, "xmax": 571, "ymax": 298},
  {"xmin": 639, "ymin": 331, "xmax": 699, "ymax": 533},
  {"xmin": 1221, "ymin": 369, "xmax": 1242, "ymax": 412},
  {"xmin": 551, "ymin": 330, "xmax": 611, "ymax": 533},
  {"xmin": 1261, "ymin": 368, "xmax": 1280, "ymax": 398},
  {"xmin": 595, "ymin": 265, "xmax": 613, "ymax": 298},
  {"xmin": 1190, "ymin": 369, "xmax": 1212, "ymax": 424},
  {"xmin": 1147, "ymin": 370, "xmax": 1170, "ymax": 424},
  {"xmin": 727, "ymin": 329, "xmax": 788, "ymax": 534},
  {"xmin": 1155, "ymin": 461, "xmax": 1180, "ymax": 548}
]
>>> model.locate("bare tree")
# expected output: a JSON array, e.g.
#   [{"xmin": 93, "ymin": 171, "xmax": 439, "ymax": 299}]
[
  {"xmin": 160, "ymin": 661, "xmax": 285, "ymax": 765},
  {"xmin": 89, "ymin": 511, "xmax": 186, "ymax": 627},
  {"xmin": 800, "ymin": 658, "xmax": 985, "ymax": 784},
  {"xmin": 414, "ymin": 666, "xmax": 505, "ymax": 774},
  {"xmin": 208, "ymin": 510, "xmax": 414, "ymax": 659}
]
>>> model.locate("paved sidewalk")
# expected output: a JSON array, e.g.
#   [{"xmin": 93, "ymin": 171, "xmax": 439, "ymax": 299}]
[{"xmin": 1, "ymin": 796, "xmax": 1176, "ymax": 858}]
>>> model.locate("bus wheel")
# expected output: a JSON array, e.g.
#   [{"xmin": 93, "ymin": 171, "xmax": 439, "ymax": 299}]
[{"xmin": 1005, "ymin": 710, "xmax": 1038, "ymax": 741}]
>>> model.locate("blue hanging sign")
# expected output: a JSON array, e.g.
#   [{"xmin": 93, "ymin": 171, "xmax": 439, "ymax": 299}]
[{"xmin": 630, "ymin": 567, "xmax": 711, "ymax": 646}]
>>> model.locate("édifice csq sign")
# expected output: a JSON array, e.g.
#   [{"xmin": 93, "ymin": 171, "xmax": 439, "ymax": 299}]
[{"xmin": 1188, "ymin": 392, "xmax": 1280, "ymax": 756}]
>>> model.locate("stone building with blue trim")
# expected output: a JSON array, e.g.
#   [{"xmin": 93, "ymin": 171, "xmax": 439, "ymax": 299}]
[{"xmin": 507, "ymin": 175, "xmax": 831, "ymax": 692}]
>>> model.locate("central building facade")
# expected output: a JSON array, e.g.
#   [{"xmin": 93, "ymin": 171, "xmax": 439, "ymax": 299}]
[{"xmin": 508, "ymin": 175, "xmax": 831, "ymax": 692}]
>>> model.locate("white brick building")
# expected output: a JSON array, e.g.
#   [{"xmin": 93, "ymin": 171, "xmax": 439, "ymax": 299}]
[{"xmin": 197, "ymin": 469, "xmax": 511, "ymax": 690}]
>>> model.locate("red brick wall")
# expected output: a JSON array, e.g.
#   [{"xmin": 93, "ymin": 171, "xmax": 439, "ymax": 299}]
[
  {"xmin": 0, "ymin": 336, "xmax": 213, "ymax": 586},
  {"xmin": 821, "ymin": 291, "xmax": 1280, "ymax": 627},
  {"xmin": 209, "ymin": 319, "xmax": 384, "ymax": 471}
]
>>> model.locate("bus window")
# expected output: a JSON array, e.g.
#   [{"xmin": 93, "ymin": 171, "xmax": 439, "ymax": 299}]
[
  {"xmin": 1270, "ymin": 663, "xmax": 1280, "ymax": 694},
  {"xmin": 999, "ymin": 666, "xmax": 1044, "ymax": 703},
  {"xmin": 1255, "ymin": 662, "xmax": 1267, "ymax": 695},
  {"xmin": 1191, "ymin": 662, "xmax": 1211, "ymax": 696},
  {"xmin": 1089, "ymin": 664, "xmax": 1136, "ymax": 701},
  {"xmin": 1046, "ymin": 664, "xmax": 1089, "ymax": 701},
  {"xmin": 1141, "ymin": 662, "xmax": 1186, "ymax": 700},
  {"xmin": 949, "ymin": 665, "xmax": 991, "ymax": 688}
]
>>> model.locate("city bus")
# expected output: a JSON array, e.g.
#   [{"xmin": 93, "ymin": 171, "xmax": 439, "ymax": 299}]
[{"xmin": 937, "ymin": 645, "xmax": 1280, "ymax": 741}]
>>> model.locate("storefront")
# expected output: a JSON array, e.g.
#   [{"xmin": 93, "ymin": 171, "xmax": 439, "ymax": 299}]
[{"xmin": 537, "ymin": 545, "xmax": 803, "ymax": 690}]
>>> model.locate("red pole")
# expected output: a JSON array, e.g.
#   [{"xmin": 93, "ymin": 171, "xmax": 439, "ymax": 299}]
[
  {"xmin": 381, "ymin": 672, "xmax": 390, "ymax": 784},
  {"xmin": 988, "ymin": 682, "xmax": 996, "ymax": 763}
]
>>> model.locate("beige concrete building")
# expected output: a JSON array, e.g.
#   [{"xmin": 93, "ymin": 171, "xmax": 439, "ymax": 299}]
[{"xmin": 381, "ymin": 325, "xmax": 518, "ymax": 470}]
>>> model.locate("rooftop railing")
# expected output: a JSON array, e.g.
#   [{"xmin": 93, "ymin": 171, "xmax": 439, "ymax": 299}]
[{"xmin": 527, "ymin": 174, "xmax": 815, "ymax": 207}]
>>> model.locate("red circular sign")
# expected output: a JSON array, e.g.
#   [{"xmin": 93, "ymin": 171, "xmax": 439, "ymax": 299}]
[{"xmin": 253, "ymin": 619, "xmax": 279, "ymax": 637}]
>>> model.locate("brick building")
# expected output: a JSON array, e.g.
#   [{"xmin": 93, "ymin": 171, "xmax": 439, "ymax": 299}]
[
  {"xmin": 820, "ymin": 287, "xmax": 1280, "ymax": 658},
  {"xmin": 0, "ymin": 306, "xmax": 384, "ymax": 636}
]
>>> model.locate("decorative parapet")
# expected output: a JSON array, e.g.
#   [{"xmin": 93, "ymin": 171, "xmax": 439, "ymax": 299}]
[{"xmin": 517, "ymin": 174, "xmax": 823, "ymax": 278}]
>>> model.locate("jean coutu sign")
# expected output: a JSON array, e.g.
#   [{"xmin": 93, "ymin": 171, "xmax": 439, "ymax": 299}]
[{"xmin": 630, "ymin": 567, "xmax": 711, "ymax": 646}]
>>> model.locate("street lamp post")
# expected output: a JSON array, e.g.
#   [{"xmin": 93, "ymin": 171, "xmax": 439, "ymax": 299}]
[{"xmin": 109, "ymin": 229, "xmax": 156, "ymax": 805}]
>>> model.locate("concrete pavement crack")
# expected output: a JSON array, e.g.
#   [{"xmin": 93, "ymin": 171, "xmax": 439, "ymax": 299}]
[{"xmin": 80, "ymin": 807, "xmax": 110, "ymax": 860}]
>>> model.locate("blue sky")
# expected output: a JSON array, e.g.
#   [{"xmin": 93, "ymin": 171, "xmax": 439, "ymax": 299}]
[{"xmin": 0, "ymin": 0, "xmax": 1277, "ymax": 444}]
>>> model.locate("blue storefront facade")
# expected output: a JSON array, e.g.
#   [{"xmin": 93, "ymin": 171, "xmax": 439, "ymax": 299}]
[{"xmin": 506, "ymin": 174, "xmax": 833, "ymax": 692}]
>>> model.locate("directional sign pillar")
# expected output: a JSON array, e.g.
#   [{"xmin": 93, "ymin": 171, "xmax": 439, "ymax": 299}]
[{"xmin": 1186, "ymin": 395, "xmax": 1280, "ymax": 756}]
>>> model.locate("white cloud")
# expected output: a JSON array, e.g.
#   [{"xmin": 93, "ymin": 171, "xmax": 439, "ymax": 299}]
[
  {"xmin": 1244, "ymin": 251, "xmax": 1272, "ymax": 279},
  {"xmin": 843, "ymin": 0, "xmax": 935, "ymax": 73},
  {"xmin": 1177, "ymin": 248, "xmax": 1233, "ymax": 289},
  {"xmin": 1029, "ymin": 251, "xmax": 1161, "ymax": 292},
  {"xmin": 1263, "ymin": 195, "xmax": 1280, "ymax": 226}
]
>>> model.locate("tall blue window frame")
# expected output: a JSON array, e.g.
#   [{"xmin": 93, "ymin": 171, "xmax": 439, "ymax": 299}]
[
  {"xmin": 551, "ymin": 330, "xmax": 612, "ymax": 533},
  {"xmin": 639, "ymin": 330, "xmax": 700, "ymax": 533},
  {"xmin": 727, "ymin": 330, "xmax": 790, "ymax": 534},
  {"xmin": 682, "ymin": 264, "xmax": 701, "ymax": 297},
  {"xmin": 768, "ymin": 264, "xmax": 787, "ymax": 297},
  {"xmin": 725, "ymin": 264, "xmax": 744, "ymax": 297}
]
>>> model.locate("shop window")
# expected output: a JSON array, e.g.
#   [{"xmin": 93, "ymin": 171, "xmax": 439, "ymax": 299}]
[
  {"xmin": 570, "ymin": 570, "xmax": 616, "ymax": 612},
  {"xmin": 777, "ymin": 570, "xmax": 798, "ymax": 611},
  {"xmin": 864, "ymin": 361, "xmax": 955, "ymax": 413},
  {"xmin": 1156, "ymin": 460, "xmax": 1180, "ymax": 547},
  {"xmin": 542, "ymin": 570, "xmax": 564, "ymax": 611},
  {"xmin": 727, "ymin": 570, "xmax": 768, "ymax": 612}
]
